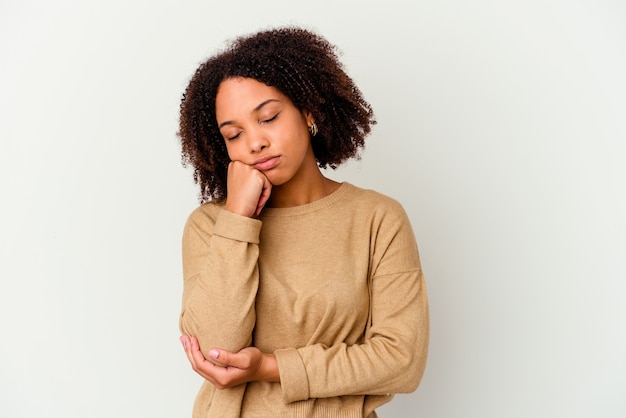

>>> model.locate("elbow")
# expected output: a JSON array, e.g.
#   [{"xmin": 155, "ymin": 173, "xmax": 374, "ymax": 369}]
[
  {"xmin": 179, "ymin": 309, "xmax": 195, "ymax": 336},
  {"xmin": 403, "ymin": 357, "xmax": 427, "ymax": 393},
  {"xmin": 179, "ymin": 304, "xmax": 204, "ymax": 338},
  {"xmin": 387, "ymin": 331, "xmax": 429, "ymax": 393},
  {"xmin": 402, "ymin": 306, "xmax": 430, "ymax": 392},
  {"xmin": 179, "ymin": 305, "xmax": 256, "ymax": 352},
  {"xmin": 394, "ymin": 346, "xmax": 428, "ymax": 393}
]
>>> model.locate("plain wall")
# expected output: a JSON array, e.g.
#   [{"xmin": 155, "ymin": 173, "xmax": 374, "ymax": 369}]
[{"xmin": 1, "ymin": 0, "xmax": 624, "ymax": 417}]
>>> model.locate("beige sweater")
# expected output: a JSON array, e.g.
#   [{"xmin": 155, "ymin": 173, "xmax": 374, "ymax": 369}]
[{"xmin": 180, "ymin": 182, "xmax": 429, "ymax": 418}]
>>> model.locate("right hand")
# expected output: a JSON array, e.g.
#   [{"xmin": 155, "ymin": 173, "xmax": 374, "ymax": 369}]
[{"xmin": 224, "ymin": 161, "xmax": 272, "ymax": 217}]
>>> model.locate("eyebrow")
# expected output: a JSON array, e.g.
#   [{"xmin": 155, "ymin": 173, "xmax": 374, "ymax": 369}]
[{"xmin": 218, "ymin": 99, "xmax": 281, "ymax": 129}]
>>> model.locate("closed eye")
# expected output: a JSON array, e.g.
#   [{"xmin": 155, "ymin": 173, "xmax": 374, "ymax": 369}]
[
  {"xmin": 260, "ymin": 113, "xmax": 279, "ymax": 124},
  {"xmin": 226, "ymin": 131, "xmax": 242, "ymax": 141}
]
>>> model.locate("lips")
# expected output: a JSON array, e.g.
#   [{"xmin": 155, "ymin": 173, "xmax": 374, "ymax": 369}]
[{"xmin": 253, "ymin": 156, "xmax": 280, "ymax": 171}]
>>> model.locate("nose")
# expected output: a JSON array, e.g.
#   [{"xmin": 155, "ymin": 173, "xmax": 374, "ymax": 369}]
[{"xmin": 247, "ymin": 128, "xmax": 269, "ymax": 153}]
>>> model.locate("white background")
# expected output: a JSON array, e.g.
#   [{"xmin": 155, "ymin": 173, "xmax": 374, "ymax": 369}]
[{"xmin": 1, "ymin": 1, "xmax": 625, "ymax": 417}]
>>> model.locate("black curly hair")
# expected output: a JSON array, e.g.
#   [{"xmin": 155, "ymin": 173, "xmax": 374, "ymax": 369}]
[{"xmin": 178, "ymin": 26, "xmax": 376, "ymax": 203}]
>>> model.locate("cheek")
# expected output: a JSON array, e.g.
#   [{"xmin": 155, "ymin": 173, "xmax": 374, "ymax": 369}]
[{"xmin": 224, "ymin": 141, "xmax": 238, "ymax": 160}]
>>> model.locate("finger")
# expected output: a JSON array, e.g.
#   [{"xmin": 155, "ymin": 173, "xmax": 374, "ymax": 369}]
[
  {"xmin": 208, "ymin": 348, "xmax": 226, "ymax": 364},
  {"xmin": 189, "ymin": 336, "xmax": 206, "ymax": 364},
  {"xmin": 210, "ymin": 348, "xmax": 255, "ymax": 370},
  {"xmin": 180, "ymin": 335, "xmax": 198, "ymax": 369},
  {"xmin": 255, "ymin": 177, "xmax": 272, "ymax": 216},
  {"xmin": 205, "ymin": 347, "xmax": 236, "ymax": 368},
  {"xmin": 191, "ymin": 336, "xmax": 227, "ymax": 367},
  {"xmin": 186, "ymin": 337, "xmax": 222, "ymax": 384}
]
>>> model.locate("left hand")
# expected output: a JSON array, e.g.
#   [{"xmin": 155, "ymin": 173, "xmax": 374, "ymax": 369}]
[{"xmin": 179, "ymin": 335, "xmax": 279, "ymax": 389}]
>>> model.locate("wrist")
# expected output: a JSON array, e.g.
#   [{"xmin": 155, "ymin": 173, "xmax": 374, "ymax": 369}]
[
  {"xmin": 260, "ymin": 353, "xmax": 280, "ymax": 383},
  {"xmin": 225, "ymin": 200, "xmax": 254, "ymax": 218}
]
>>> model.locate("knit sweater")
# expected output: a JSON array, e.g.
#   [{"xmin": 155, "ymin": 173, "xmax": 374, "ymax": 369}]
[{"xmin": 180, "ymin": 182, "xmax": 429, "ymax": 418}]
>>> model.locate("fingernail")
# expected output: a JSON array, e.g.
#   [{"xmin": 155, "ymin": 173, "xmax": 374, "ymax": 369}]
[{"xmin": 209, "ymin": 349, "xmax": 219, "ymax": 359}]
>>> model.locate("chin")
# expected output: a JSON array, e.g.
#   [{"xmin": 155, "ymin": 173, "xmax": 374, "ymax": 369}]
[{"xmin": 265, "ymin": 173, "xmax": 291, "ymax": 187}]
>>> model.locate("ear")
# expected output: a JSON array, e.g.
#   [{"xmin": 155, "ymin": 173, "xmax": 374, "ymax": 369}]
[{"xmin": 303, "ymin": 110, "xmax": 315, "ymax": 126}]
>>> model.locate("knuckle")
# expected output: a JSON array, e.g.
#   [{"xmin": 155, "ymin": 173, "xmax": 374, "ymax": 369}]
[{"xmin": 215, "ymin": 376, "xmax": 229, "ymax": 389}]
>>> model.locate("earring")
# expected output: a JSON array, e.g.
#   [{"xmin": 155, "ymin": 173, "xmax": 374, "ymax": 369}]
[{"xmin": 308, "ymin": 122, "xmax": 318, "ymax": 137}]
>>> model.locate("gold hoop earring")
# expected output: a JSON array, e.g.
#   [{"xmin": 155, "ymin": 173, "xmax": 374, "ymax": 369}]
[{"xmin": 308, "ymin": 122, "xmax": 318, "ymax": 137}]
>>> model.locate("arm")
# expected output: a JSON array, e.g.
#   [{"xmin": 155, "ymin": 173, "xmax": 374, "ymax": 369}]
[
  {"xmin": 180, "ymin": 160, "xmax": 271, "ymax": 360},
  {"xmin": 179, "ymin": 206, "xmax": 261, "ymax": 359},
  {"xmin": 275, "ymin": 204, "xmax": 430, "ymax": 402}
]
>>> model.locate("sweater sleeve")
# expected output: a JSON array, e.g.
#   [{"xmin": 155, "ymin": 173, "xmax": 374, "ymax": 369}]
[
  {"xmin": 274, "ymin": 203, "xmax": 429, "ymax": 402},
  {"xmin": 179, "ymin": 206, "xmax": 262, "ymax": 357}
]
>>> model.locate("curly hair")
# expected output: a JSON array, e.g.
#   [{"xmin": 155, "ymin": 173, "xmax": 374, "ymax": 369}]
[{"xmin": 178, "ymin": 26, "xmax": 376, "ymax": 203}]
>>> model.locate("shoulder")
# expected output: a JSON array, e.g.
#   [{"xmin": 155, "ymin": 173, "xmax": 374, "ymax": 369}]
[
  {"xmin": 342, "ymin": 183, "xmax": 409, "ymax": 218},
  {"xmin": 343, "ymin": 184, "xmax": 420, "ymax": 271},
  {"xmin": 183, "ymin": 202, "xmax": 225, "ymax": 236},
  {"xmin": 341, "ymin": 184, "xmax": 417, "ymax": 244}
]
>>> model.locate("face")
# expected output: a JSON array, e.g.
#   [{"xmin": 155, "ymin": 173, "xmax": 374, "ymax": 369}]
[{"xmin": 215, "ymin": 77, "xmax": 316, "ymax": 187}]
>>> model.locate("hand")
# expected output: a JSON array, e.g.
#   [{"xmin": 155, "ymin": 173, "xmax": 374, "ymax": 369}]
[
  {"xmin": 225, "ymin": 161, "xmax": 272, "ymax": 217},
  {"xmin": 179, "ymin": 335, "xmax": 280, "ymax": 389}
]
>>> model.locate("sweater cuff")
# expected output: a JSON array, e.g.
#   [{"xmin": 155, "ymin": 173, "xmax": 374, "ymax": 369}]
[
  {"xmin": 275, "ymin": 347, "xmax": 310, "ymax": 403},
  {"xmin": 212, "ymin": 210, "xmax": 261, "ymax": 244}
]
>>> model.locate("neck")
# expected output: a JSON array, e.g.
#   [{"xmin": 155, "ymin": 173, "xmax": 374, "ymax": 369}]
[{"xmin": 268, "ymin": 169, "xmax": 340, "ymax": 208}]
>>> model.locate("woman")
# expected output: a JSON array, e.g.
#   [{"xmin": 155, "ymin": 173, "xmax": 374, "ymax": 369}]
[{"xmin": 177, "ymin": 26, "xmax": 429, "ymax": 418}]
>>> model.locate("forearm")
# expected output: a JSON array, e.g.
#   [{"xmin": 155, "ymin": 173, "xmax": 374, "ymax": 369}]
[
  {"xmin": 180, "ymin": 209, "xmax": 262, "ymax": 355},
  {"xmin": 277, "ymin": 269, "xmax": 429, "ymax": 402},
  {"xmin": 180, "ymin": 238, "xmax": 259, "ymax": 350}
]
